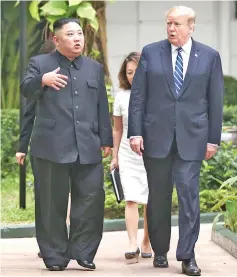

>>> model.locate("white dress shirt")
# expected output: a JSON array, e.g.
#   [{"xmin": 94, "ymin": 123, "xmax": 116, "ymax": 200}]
[{"xmin": 171, "ymin": 37, "xmax": 192, "ymax": 79}]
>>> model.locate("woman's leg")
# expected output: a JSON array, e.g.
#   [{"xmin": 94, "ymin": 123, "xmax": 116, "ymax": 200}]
[
  {"xmin": 141, "ymin": 205, "xmax": 152, "ymax": 253},
  {"xmin": 125, "ymin": 201, "xmax": 139, "ymax": 252}
]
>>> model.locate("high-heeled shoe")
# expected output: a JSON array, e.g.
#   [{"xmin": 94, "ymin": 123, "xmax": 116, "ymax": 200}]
[
  {"xmin": 141, "ymin": 245, "xmax": 152, "ymax": 258},
  {"xmin": 141, "ymin": 251, "xmax": 152, "ymax": 258},
  {"xmin": 125, "ymin": 247, "xmax": 140, "ymax": 261}
]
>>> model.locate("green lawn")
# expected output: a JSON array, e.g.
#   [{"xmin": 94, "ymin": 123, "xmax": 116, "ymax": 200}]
[{"xmin": 1, "ymin": 174, "xmax": 35, "ymax": 224}]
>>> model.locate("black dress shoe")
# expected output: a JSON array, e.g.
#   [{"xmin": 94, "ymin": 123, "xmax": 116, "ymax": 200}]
[
  {"xmin": 182, "ymin": 258, "xmax": 201, "ymax": 276},
  {"xmin": 153, "ymin": 254, "xmax": 169, "ymax": 268},
  {"xmin": 47, "ymin": 265, "xmax": 65, "ymax": 271},
  {"xmin": 77, "ymin": 260, "xmax": 96, "ymax": 270}
]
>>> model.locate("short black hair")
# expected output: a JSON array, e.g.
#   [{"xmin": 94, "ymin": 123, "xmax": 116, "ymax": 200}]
[{"xmin": 53, "ymin": 18, "xmax": 80, "ymax": 32}]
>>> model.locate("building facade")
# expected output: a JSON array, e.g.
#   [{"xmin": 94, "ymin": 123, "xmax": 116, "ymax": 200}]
[{"xmin": 106, "ymin": 1, "xmax": 237, "ymax": 88}]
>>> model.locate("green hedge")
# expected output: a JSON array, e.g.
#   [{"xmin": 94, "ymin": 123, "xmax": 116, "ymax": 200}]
[
  {"xmin": 1, "ymin": 109, "xmax": 20, "ymax": 179},
  {"xmin": 223, "ymin": 105, "xmax": 237, "ymax": 126},
  {"xmin": 224, "ymin": 75, "xmax": 237, "ymax": 106}
]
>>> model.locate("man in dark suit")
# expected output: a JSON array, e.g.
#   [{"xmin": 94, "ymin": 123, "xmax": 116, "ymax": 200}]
[
  {"xmin": 128, "ymin": 6, "xmax": 224, "ymax": 276},
  {"xmin": 20, "ymin": 18, "xmax": 113, "ymax": 271}
]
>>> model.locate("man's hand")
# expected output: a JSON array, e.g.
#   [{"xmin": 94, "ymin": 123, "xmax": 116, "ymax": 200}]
[
  {"xmin": 42, "ymin": 67, "xmax": 68, "ymax": 91},
  {"xmin": 16, "ymin": 152, "xmax": 26, "ymax": 165},
  {"xmin": 101, "ymin": 147, "xmax": 112, "ymax": 158},
  {"xmin": 129, "ymin": 137, "xmax": 144, "ymax": 156},
  {"xmin": 205, "ymin": 144, "xmax": 218, "ymax": 160}
]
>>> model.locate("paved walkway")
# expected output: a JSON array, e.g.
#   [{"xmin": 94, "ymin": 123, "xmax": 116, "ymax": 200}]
[{"xmin": 1, "ymin": 224, "xmax": 236, "ymax": 276}]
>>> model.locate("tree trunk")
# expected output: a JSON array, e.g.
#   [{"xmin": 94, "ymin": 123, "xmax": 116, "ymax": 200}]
[{"xmin": 92, "ymin": 1, "xmax": 111, "ymax": 84}]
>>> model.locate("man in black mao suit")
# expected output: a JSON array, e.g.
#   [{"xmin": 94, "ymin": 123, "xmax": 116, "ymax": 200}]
[
  {"xmin": 128, "ymin": 6, "xmax": 224, "ymax": 276},
  {"xmin": 20, "ymin": 18, "xmax": 113, "ymax": 271}
]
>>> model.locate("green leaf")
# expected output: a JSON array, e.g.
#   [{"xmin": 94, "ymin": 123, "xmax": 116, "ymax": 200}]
[
  {"xmin": 66, "ymin": 5, "xmax": 79, "ymax": 17},
  {"xmin": 88, "ymin": 17, "xmax": 99, "ymax": 31},
  {"xmin": 40, "ymin": 1, "xmax": 68, "ymax": 16},
  {"xmin": 68, "ymin": 0, "xmax": 83, "ymax": 7},
  {"xmin": 14, "ymin": 1, "xmax": 20, "ymax": 7},
  {"xmin": 212, "ymin": 213, "xmax": 223, "ymax": 231},
  {"xmin": 46, "ymin": 15, "xmax": 63, "ymax": 25},
  {"xmin": 29, "ymin": 1, "xmax": 41, "ymax": 22},
  {"xmin": 220, "ymin": 176, "xmax": 237, "ymax": 189},
  {"xmin": 77, "ymin": 2, "xmax": 96, "ymax": 21},
  {"xmin": 225, "ymin": 200, "xmax": 237, "ymax": 214}
]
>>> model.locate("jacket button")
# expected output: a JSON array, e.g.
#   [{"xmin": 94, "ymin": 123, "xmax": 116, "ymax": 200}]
[
  {"xmin": 75, "ymin": 91, "xmax": 78, "ymax": 94},
  {"xmin": 76, "ymin": 121, "xmax": 79, "ymax": 124},
  {"xmin": 75, "ymin": 106, "xmax": 78, "ymax": 109},
  {"xmin": 73, "ymin": 77, "xmax": 76, "ymax": 80}
]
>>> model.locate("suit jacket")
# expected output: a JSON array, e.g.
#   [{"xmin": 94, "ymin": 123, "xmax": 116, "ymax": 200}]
[
  {"xmin": 20, "ymin": 51, "xmax": 113, "ymax": 164},
  {"xmin": 17, "ymin": 99, "xmax": 37, "ymax": 153},
  {"xmin": 128, "ymin": 39, "xmax": 224, "ymax": 161}
]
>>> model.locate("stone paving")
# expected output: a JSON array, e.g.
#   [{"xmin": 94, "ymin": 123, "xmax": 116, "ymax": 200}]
[{"xmin": 1, "ymin": 224, "xmax": 237, "ymax": 276}]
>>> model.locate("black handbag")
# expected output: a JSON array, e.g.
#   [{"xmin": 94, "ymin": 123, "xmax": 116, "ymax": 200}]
[{"xmin": 110, "ymin": 168, "xmax": 124, "ymax": 203}]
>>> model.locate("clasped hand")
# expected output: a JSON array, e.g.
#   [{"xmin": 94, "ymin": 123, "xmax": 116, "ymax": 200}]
[
  {"xmin": 42, "ymin": 67, "xmax": 68, "ymax": 91},
  {"xmin": 129, "ymin": 137, "xmax": 144, "ymax": 156}
]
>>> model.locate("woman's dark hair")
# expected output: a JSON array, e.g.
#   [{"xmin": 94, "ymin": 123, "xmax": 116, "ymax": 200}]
[{"xmin": 118, "ymin": 52, "xmax": 141, "ymax": 90}]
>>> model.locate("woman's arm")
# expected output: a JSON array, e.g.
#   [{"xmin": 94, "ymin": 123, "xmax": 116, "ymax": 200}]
[
  {"xmin": 112, "ymin": 116, "xmax": 123, "ymax": 159},
  {"xmin": 110, "ymin": 116, "xmax": 123, "ymax": 170}
]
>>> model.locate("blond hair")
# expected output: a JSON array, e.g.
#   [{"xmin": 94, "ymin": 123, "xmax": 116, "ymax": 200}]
[{"xmin": 166, "ymin": 6, "xmax": 196, "ymax": 25}]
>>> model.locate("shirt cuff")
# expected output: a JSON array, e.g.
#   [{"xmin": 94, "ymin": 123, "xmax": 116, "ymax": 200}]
[
  {"xmin": 130, "ymin": 136, "xmax": 142, "ymax": 139},
  {"xmin": 207, "ymin": 143, "xmax": 218, "ymax": 148}
]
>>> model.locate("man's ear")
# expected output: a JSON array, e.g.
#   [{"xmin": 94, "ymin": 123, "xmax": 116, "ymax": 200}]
[
  {"xmin": 189, "ymin": 22, "xmax": 195, "ymax": 34},
  {"xmin": 53, "ymin": 35, "xmax": 59, "ymax": 46}
]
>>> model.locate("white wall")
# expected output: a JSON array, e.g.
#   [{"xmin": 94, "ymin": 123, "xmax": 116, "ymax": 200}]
[
  {"xmin": 230, "ymin": 2, "xmax": 237, "ymax": 77},
  {"xmin": 106, "ymin": 1, "xmax": 237, "ymax": 89}
]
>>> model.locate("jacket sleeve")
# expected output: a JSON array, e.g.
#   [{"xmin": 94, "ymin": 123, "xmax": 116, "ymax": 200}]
[
  {"xmin": 20, "ymin": 57, "xmax": 44, "ymax": 100},
  {"xmin": 98, "ymin": 65, "xmax": 113, "ymax": 147},
  {"xmin": 207, "ymin": 52, "xmax": 224, "ymax": 145},
  {"xmin": 17, "ymin": 99, "xmax": 37, "ymax": 153},
  {"xmin": 127, "ymin": 47, "xmax": 147, "ymax": 138}
]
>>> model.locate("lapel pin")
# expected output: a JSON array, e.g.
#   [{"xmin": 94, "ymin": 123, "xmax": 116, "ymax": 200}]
[{"xmin": 195, "ymin": 53, "xmax": 198, "ymax": 57}]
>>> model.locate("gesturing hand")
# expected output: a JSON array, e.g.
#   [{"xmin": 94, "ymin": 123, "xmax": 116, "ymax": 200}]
[{"xmin": 42, "ymin": 67, "xmax": 68, "ymax": 91}]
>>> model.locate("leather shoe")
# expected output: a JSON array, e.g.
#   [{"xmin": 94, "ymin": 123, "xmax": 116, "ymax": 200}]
[
  {"xmin": 153, "ymin": 254, "xmax": 169, "ymax": 268},
  {"xmin": 47, "ymin": 265, "xmax": 65, "ymax": 271},
  {"xmin": 182, "ymin": 258, "xmax": 201, "ymax": 276},
  {"xmin": 77, "ymin": 260, "xmax": 96, "ymax": 270}
]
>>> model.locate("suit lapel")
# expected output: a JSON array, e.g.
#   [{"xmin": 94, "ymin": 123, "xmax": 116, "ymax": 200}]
[
  {"xmin": 161, "ymin": 40, "xmax": 176, "ymax": 98},
  {"xmin": 178, "ymin": 40, "xmax": 201, "ymax": 98}
]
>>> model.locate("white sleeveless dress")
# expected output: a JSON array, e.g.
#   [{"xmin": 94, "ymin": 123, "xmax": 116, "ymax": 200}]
[{"xmin": 113, "ymin": 89, "xmax": 149, "ymax": 204}]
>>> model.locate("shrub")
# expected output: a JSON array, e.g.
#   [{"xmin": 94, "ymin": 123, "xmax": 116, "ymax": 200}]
[
  {"xmin": 1, "ymin": 109, "xmax": 20, "ymax": 179},
  {"xmin": 223, "ymin": 105, "xmax": 237, "ymax": 126},
  {"xmin": 224, "ymin": 75, "xmax": 237, "ymax": 106},
  {"xmin": 200, "ymin": 142, "xmax": 237, "ymax": 190}
]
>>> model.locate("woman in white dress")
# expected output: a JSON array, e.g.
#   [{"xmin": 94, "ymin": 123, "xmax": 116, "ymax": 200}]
[{"xmin": 110, "ymin": 52, "xmax": 152, "ymax": 261}]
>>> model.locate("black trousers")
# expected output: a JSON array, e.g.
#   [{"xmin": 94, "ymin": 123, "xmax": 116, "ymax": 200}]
[
  {"xmin": 143, "ymin": 138, "xmax": 202, "ymax": 261},
  {"xmin": 33, "ymin": 157, "xmax": 105, "ymax": 268}
]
